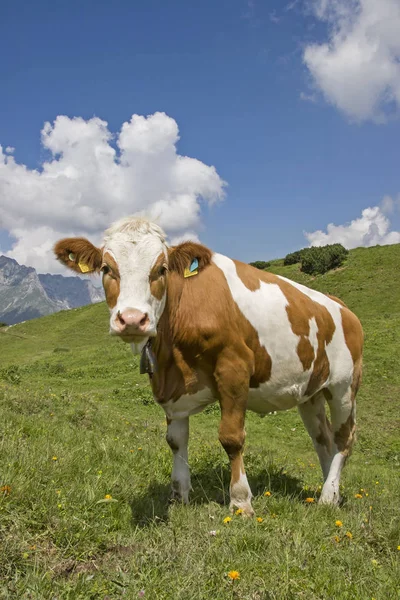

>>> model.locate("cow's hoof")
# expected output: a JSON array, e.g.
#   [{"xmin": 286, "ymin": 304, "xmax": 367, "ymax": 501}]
[
  {"xmin": 230, "ymin": 502, "xmax": 254, "ymax": 517},
  {"xmin": 169, "ymin": 485, "xmax": 189, "ymax": 505},
  {"xmin": 319, "ymin": 489, "xmax": 340, "ymax": 506}
]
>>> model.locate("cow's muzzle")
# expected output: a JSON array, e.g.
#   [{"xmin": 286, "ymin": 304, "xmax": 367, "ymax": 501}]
[{"xmin": 112, "ymin": 308, "xmax": 151, "ymax": 340}]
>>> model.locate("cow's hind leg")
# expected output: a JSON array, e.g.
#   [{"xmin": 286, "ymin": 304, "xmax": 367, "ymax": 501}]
[
  {"xmin": 166, "ymin": 417, "xmax": 191, "ymax": 503},
  {"xmin": 298, "ymin": 391, "xmax": 334, "ymax": 482},
  {"xmin": 319, "ymin": 386, "xmax": 356, "ymax": 505}
]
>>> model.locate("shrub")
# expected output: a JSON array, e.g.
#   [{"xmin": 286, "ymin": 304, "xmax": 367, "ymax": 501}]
[
  {"xmin": 300, "ymin": 244, "xmax": 348, "ymax": 275},
  {"xmin": 283, "ymin": 250, "xmax": 304, "ymax": 265},
  {"xmin": 250, "ymin": 260, "xmax": 271, "ymax": 270}
]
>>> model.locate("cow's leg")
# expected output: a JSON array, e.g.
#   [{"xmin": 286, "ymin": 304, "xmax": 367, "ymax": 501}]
[
  {"xmin": 298, "ymin": 392, "xmax": 334, "ymax": 481},
  {"xmin": 215, "ymin": 349, "xmax": 254, "ymax": 516},
  {"xmin": 319, "ymin": 385, "xmax": 357, "ymax": 505},
  {"xmin": 166, "ymin": 417, "xmax": 191, "ymax": 503}
]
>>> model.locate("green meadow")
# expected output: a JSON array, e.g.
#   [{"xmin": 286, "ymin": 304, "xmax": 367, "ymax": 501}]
[{"xmin": 0, "ymin": 244, "xmax": 399, "ymax": 599}]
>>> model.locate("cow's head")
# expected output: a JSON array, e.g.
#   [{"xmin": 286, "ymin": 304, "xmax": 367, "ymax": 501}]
[{"xmin": 54, "ymin": 218, "xmax": 168, "ymax": 350}]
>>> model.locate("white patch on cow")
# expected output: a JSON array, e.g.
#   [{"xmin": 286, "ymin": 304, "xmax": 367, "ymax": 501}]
[
  {"xmin": 230, "ymin": 470, "xmax": 253, "ymax": 515},
  {"xmin": 161, "ymin": 388, "xmax": 216, "ymax": 420},
  {"xmin": 102, "ymin": 217, "xmax": 168, "ymax": 349},
  {"xmin": 212, "ymin": 254, "xmax": 321, "ymax": 409},
  {"xmin": 319, "ymin": 452, "xmax": 346, "ymax": 505},
  {"xmin": 277, "ymin": 275, "xmax": 354, "ymax": 392},
  {"xmin": 167, "ymin": 418, "xmax": 191, "ymax": 503}
]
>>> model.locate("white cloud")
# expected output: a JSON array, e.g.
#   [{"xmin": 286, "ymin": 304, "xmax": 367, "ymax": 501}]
[
  {"xmin": 0, "ymin": 112, "xmax": 226, "ymax": 273},
  {"xmin": 303, "ymin": 0, "xmax": 400, "ymax": 121},
  {"xmin": 305, "ymin": 198, "xmax": 400, "ymax": 248}
]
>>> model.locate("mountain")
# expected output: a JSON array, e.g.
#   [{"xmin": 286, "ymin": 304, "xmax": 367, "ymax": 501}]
[{"xmin": 0, "ymin": 255, "xmax": 104, "ymax": 325}]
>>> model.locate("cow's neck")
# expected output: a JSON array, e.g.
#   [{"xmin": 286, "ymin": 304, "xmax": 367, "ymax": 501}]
[{"xmin": 149, "ymin": 278, "xmax": 199, "ymax": 403}]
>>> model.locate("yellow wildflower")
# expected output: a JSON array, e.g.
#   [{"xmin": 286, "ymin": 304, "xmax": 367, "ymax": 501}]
[
  {"xmin": 305, "ymin": 497, "xmax": 315, "ymax": 503},
  {"xmin": 333, "ymin": 535, "xmax": 340, "ymax": 543},
  {"xmin": 138, "ymin": 447, "xmax": 142, "ymax": 451},
  {"xmin": 354, "ymin": 493, "xmax": 363, "ymax": 499},
  {"xmin": 397, "ymin": 545, "xmax": 400, "ymax": 551},
  {"xmin": 104, "ymin": 494, "xmax": 112, "ymax": 500},
  {"xmin": 235, "ymin": 508, "xmax": 244, "ymax": 516},
  {"xmin": 335, "ymin": 520, "xmax": 343, "ymax": 528},
  {"xmin": 52, "ymin": 456, "xmax": 58, "ymax": 461},
  {"xmin": 0, "ymin": 485, "xmax": 11, "ymax": 495},
  {"xmin": 264, "ymin": 491, "xmax": 271, "ymax": 497},
  {"xmin": 228, "ymin": 570, "xmax": 240, "ymax": 580},
  {"xmin": 345, "ymin": 531, "xmax": 353, "ymax": 539},
  {"xmin": 223, "ymin": 516, "xmax": 232, "ymax": 524},
  {"xmin": 256, "ymin": 517, "xmax": 264, "ymax": 523}
]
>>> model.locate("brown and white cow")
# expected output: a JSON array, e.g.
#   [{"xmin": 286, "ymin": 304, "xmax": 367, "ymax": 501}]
[{"xmin": 54, "ymin": 217, "xmax": 363, "ymax": 515}]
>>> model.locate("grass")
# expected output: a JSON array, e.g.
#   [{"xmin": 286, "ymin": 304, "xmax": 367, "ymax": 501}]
[{"xmin": 0, "ymin": 243, "xmax": 400, "ymax": 599}]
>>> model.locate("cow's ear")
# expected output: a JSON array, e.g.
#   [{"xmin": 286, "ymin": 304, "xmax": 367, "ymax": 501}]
[{"xmin": 53, "ymin": 238, "xmax": 102, "ymax": 274}]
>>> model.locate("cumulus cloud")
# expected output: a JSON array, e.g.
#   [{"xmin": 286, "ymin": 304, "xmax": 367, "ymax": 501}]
[
  {"xmin": 303, "ymin": 0, "xmax": 400, "ymax": 121},
  {"xmin": 305, "ymin": 197, "xmax": 400, "ymax": 248},
  {"xmin": 0, "ymin": 112, "xmax": 226, "ymax": 273}
]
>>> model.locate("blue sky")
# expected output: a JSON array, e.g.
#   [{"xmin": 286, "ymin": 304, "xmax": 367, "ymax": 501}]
[{"xmin": 1, "ymin": 0, "xmax": 399, "ymax": 271}]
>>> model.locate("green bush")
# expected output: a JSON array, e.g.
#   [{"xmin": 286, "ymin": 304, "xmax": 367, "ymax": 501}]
[
  {"xmin": 249, "ymin": 260, "xmax": 271, "ymax": 270},
  {"xmin": 283, "ymin": 250, "xmax": 304, "ymax": 265},
  {"xmin": 300, "ymin": 244, "xmax": 348, "ymax": 275}
]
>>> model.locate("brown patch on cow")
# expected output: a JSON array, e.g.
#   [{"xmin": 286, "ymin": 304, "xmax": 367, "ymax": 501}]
[
  {"xmin": 315, "ymin": 411, "xmax": 333, "ymax": 453},
  {"xmin": 102, "ymin": 252, "xmax": 120, "ymax": 309},
  {"xmin": 53, "ymin": 237, "xmax": 102, "ymax": 274},
  {"xmin": 334, "ymin": 414, "xmax": 356, "ymax": 456},
  {"xmin": 167, "ymin": 242, "xmax": 212, "ymax": 277},
  {"xmin": 233, "ymin": 260, "xmax": 262, "ymax": 292},
  {"xmin": 150, "ymin": 256, "xmax": 273, "ymax": 404},
  {"xmin": 297, "ymin": 337, "xmax": 315, "ymax": 371},
  {"xmin": 341, "ymin": 307, "xmax": 364, "ymax": 365}
]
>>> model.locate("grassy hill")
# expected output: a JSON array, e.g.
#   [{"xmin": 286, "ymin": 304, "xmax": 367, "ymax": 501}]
[{"xmin": 0, "ymin": 244, "xmax": 399, "ymax": 599}]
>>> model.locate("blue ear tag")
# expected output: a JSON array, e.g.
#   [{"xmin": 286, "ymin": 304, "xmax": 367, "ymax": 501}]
[{"xmin": 190, "ymin": 258, "xmax": 199, "ymax": 272}]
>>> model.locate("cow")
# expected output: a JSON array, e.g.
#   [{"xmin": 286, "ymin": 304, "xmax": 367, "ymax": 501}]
[{"xmin": 54, "ymin": 217, "xmax": 363, "ymax": 515}]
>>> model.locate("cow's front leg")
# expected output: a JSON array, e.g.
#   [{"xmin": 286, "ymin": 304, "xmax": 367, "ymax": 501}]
[
  {"xmin": 215, "ymin": 350, "xmax": 254, "ymax": 516},
  {"xmin": 166, "ymin": 417, "xmax": 191, "ymax": 503}
]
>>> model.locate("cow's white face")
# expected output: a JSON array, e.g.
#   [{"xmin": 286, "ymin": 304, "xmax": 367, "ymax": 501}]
[
  {"xmin": 102, "ymin": 222, "xmax": 168, "ymax": 348},
  {"xmin": 54, "ymin": 218, "xmax": 169, "ymax": 353}
]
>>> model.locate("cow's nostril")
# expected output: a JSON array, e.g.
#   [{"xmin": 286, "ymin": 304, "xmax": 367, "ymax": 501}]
[
  {"xmin": 140, "ymin": 314, "xmax": 148, "ymax": 327},
  {"xmin": 117, "ymin": 311, "xmax": 125, "ymax": 326}
]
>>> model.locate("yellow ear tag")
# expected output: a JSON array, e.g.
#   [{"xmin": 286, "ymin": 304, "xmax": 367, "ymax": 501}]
[
  {"xmin": 184, "ymin": 267, "xmax": 198, "ymax": 278},
  {"xmin": 78, "ymin": 261, "xmax": 92, "ymax": 273}
]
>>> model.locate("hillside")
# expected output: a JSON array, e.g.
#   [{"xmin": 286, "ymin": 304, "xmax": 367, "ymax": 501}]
[{"xmin": 0, "ymin": 244, "xmax": 399, "ymax": 599}]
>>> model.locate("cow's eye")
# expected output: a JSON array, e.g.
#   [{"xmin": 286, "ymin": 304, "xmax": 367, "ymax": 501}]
[
  {"xmin": 101, "ymin": 265, "xmax": 110, "ymax": 275},
  {"xmin": 158, "ymin": 265, "xmax": 167, "ymax": 276}
]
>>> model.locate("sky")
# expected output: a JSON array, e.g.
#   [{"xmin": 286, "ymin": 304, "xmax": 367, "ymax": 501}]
[{"xmin": 1, "ymin": 0, "xmax": 400, "ymax": 273}]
